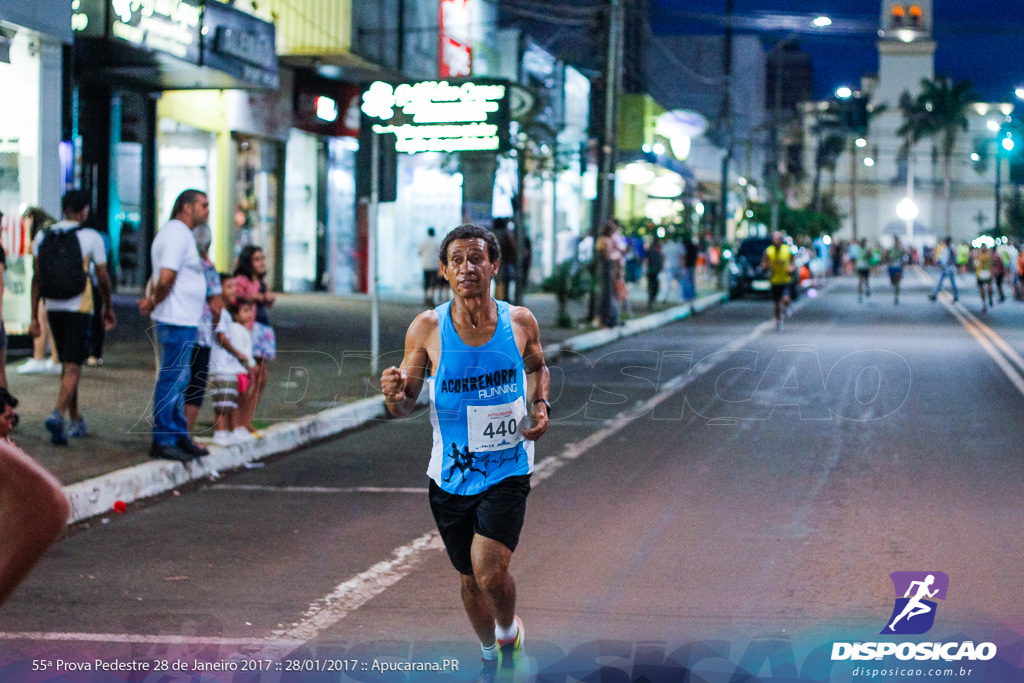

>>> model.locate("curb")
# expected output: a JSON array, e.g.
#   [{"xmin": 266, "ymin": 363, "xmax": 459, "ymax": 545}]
[{"xmin": 65, "ymin": 291, "xmax": 730, "ymax": 523}]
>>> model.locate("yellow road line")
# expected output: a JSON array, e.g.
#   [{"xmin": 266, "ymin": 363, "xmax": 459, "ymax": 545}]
[{"xmin": 913, "ymin": 266, "xmax": 1024, "ymax": 397}]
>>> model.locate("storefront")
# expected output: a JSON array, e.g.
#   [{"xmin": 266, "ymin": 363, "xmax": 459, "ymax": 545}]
[
  {"xmin": 283, "ymin": 76, "xmax": 362, "ymax": 293},
  {"xmin": 72, "ymin": 0, "xmax": 278, "ymax": 287},
  {"xmin": 615, "ymin": 95, "xmax": 697, "ymax": 227},
  {"xmin": 0, "ymin": 0, "xmax": 70, "ymax": 333}
]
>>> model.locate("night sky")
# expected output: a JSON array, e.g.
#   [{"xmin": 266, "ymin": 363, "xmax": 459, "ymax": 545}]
[{"xmin": 650, "ymin": 0, "xmax": 1024, "ymax": 101}]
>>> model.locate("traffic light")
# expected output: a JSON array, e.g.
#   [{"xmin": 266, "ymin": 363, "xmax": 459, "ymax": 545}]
[{"xmin": 1000, "ymin": 120, "xmax": 1024, "ymax": 185}]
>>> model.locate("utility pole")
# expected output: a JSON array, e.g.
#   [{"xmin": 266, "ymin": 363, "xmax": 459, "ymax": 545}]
[
  {"xmin": 588, "ymin": 0, "xmax": 624, "ymax": 321},
  {"xmin": 850, "ymin": 139, "xmax": 858, "ymax": 240},
  {"xmin": 769, "ymin": 40, "xmax": 785, "ymax": 234},
  {"xmin": 718, "ymin": 0, "xmax": 734, "ymax": 244}
]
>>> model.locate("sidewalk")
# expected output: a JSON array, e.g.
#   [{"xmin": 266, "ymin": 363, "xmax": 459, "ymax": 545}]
[{"xmin": 7, "ymin": 279, "xmax": 723, "ymax": 522}]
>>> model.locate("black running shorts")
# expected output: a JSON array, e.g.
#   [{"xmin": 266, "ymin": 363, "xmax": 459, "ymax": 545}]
[
  {"xmin": 47, "ymin": 311, "xmax": 91, "ymax": 365},
  {"xmin": 428, "ymin": 475, "xmax": 531, "ymax": 576},
  {"xmin": 770, "ymin": 283, "xmax": 789, "ymax": 302}
]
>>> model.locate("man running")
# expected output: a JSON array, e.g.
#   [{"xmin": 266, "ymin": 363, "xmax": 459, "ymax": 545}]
[
  {"xmin": 381, "ymin": 224, "xmax": 551, "ymax": 679},
  {"xmin": 886, "ymin": 237, "xmax": 906, "ymax": 305},
  {"xmin": 761, "ymin": 231, "xmax": 794, "ymax": 331}
]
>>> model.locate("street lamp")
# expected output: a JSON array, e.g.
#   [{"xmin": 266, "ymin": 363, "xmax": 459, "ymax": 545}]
[
  {"xmin": 812, "ymin": 16, "xmax": 832, "ymax": 27},
  {"xmin": 897, "ymin": 196, "xmax": 919, "ymax": 242},
  {"xmin": 836, "ymin": 87, "xmax": 853, "ymax": 99}
]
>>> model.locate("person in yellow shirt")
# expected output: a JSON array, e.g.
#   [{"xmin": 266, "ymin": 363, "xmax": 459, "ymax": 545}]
[{"xmin": 761, "ymin": 231, "xmax": 795, "ymax": 331}]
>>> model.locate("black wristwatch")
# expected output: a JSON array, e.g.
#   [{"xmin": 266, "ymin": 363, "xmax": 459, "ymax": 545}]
[{"xmin": 532, "ymin": 398, "xmax": 552, "ymax": 416}]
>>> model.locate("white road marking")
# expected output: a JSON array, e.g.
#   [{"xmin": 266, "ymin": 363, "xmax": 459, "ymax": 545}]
[
  {"xmin": 209, "ymin": 485, "xmax": 429, "ymax": 494},
  {"xmin": 0, "ymin": 632, "xmax": 298, "ymax": 646}
]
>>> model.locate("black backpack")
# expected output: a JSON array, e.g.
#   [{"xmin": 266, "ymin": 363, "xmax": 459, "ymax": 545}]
[{"xmin": 37, "ymin": 228, "xmax": 88, "ymax": 300}]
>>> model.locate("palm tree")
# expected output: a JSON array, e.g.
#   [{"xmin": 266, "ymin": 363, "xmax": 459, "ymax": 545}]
[{"xmin": 900, "ymin": 77, "xmax": 977, "ymax": 237}]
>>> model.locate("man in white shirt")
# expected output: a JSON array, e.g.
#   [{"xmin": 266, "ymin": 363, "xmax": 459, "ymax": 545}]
[
  {"xmin": 30, "ymin": 190, "xmax": 116, "ymax": 445},
  {"xmin": 138, "ymin": 189, "xmax": 211, "ymax": 462},
  {"xmin": 419, "ymin": 227, "xmax": 441, "ymax": 306}
]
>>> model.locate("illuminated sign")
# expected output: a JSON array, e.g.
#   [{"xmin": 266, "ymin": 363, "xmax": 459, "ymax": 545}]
[
  {"xmin": 439, "ymin": 0, "xmax": 473, "ymax": 78},
  {"xmin": 316, "ymin": 96, "xmax": 338, "ymax": 122},
  {"xmin": 72, "ymin": 0, "xmax": 201, "ymax": 62},
  {"xmin": 362, "ymin": 80, "xmax": 510, "ymax": 154}
]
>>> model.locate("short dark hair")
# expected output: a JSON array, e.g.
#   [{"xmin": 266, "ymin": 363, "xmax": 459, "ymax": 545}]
[
  {"xmin": 439, "ymin": 224, "xmax": 501, "ymax": 266},
  {"xmin": 0, "ymin": 386, "xmax": 19, "ymax": 411},
  {"xmin": 170, "ymin": 189, "xmax": 207, "ymax": 220},
  {"xmin": 62, "ymin": 189, "xmax": 91, "ymax": 215}
]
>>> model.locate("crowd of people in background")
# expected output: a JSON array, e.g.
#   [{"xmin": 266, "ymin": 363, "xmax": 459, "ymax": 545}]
[
  {"xmin": 830, "ymin": 235, "xmax": 1024, "ymax": 312},
  {"xmin": 5, "ymin": 189, "xmax": 277, "ymax": 463}
]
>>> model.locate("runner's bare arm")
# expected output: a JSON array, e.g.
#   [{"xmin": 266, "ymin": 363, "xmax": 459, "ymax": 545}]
[
  {"xmin": 0, "ymin": 442, "xmax": 70, "ymax": 605},
  {"xmin": 381, "ymin": 311, "xmax": 435, "ymax": 418},
  {"xmin": 515, "ymin": 308, "xmax": 550, "ymax": 441}
]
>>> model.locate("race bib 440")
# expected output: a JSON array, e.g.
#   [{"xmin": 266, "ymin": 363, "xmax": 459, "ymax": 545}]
[{"xmin": 467, "ymin": 398, "xmax": 527, "ymax": 451}]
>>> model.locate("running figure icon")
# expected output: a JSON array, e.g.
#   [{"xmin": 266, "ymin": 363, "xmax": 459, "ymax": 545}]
[{"xmin": 888, "ymin": 574, "xmax": 939, "ymax": 631}]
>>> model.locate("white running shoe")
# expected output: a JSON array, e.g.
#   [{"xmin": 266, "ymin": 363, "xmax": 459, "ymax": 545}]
[
  {"xmin": 44, "ymin": 359, "xmax": 63, "ymax": 374},
  {"xmin": 17, "ymin": 358, "xmax": 49, "ymax": 374},
  {"xmin": 213, "ymin": 430, "xmax": 235, "ymax": 447},
  {"xmin": 232, "ymin": 427, "xmax": 255, "ymax": 443}
]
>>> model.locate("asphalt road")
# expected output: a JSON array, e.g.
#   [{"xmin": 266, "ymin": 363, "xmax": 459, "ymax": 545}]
[{"xmin": 2, "ymin": 271, "xmax": 1023, "ymax": 682}]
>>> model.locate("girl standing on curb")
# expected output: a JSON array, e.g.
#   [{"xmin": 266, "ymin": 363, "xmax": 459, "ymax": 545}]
[{"xmin": 233, "ymin": 246, "xmax": 276, "ymax": 434}]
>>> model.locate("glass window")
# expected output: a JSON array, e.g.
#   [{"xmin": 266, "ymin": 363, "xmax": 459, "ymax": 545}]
[{"xmin": 0, "ymin": 30, "xmax": 42, "ymax": 333}]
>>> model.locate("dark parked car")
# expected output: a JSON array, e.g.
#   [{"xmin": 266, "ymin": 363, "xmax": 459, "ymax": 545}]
[{"xmin": 729, "ymin": 237, "xmax": 772, "ymax": 299}]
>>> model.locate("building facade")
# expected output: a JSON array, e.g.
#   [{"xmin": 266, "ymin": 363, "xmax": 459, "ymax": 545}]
[{"xmin": 802, "ymin": 0, "xmax": 1013, "ymax": 247}]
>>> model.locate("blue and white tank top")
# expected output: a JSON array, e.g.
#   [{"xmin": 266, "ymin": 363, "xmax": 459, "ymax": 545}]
[{"xmin": 427, "ymin": 300, "xmax": 534, "ymax": 495}]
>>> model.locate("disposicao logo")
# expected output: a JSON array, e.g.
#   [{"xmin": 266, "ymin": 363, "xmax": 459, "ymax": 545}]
[
  {"xmin": 881, "ymin": 571, "xmax": 949, "ymax": 635},
  {"xmin": 831, "ymin": 571, "xmax": 998, "ymax": 663}
]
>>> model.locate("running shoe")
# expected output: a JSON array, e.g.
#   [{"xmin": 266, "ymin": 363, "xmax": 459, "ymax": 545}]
[
  {"xmin": 69, "ymin": 417, "xmax": 89, "ymax": 438},
  {"xmin": 45, "ymin": 411, "xmax": 68, "ymax": 446},
  {"xmin": 477, "ymin": 658, "xmax": 498, "ymax": 682},
  {"xmin": 213, "ymin": 430, "xmax": 235, "ymax": 447},
  {"xmin": 44, "ymin": 359, "xmax": 63, "ymax": 374},
  {"xmin": 232, "ymin": 427, "xmax": 255, "ymax": 443},
  {"xmin": 16, "ymin": 358, "xmax": 48, "ymax": 374},
  {"xmin": 497, "ymin": 616, "xmax": 525, "ymax": 670}
]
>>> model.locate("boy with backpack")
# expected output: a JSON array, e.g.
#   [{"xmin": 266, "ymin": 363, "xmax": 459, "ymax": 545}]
[{"xmin": 29, "ymin": 190, "xmax": 116, "ymax": 445}]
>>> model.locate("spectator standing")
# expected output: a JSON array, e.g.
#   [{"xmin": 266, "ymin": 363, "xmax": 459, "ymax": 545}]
[
  {"xmin": 233, "ymin": 246, "xmax": 277, "ymax": 434},
  {"xmin": 681, "ymin": 233, "xmax": 699, "ymax": 303},
  {"xmin": 86, "ymin": 224, "xmax": 112, "ymax": 366},
  {"xmin": 17, "ymin": 208, "xmax": 61, "ymax": 375},
  {"xmin": 209, "ymin": 292, "xmax": 256, "ymax": 446},
  {"xmin": 645, "ymin": 238, "xmax": 664, "ymax": 308},
  {"xmin": 596, "ymin": 221, "xmax": 625, "ymax": 328},
  {"xmin": 419, "ymin": 227, "xmax": 441, "ymax": 306},
  {"xmin": 0, "ymin": 212, "xmax": 8, "ymax": 388},
  {"xmin": 137, "ymin": 189, "xmax": 210, "ymax": 462},
  {"xmin": 183, "ymin": 225, "xmax": 221, "ymax": 436},
  {"xmin": 493, "ymin": 218, "xmax": 515, "ymax": 302},
  {"xmin": 30, "ymin": 190, "xmax": 116, "ymax": 445}
]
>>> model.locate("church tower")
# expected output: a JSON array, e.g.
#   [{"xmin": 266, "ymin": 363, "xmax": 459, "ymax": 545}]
[{"xmin": 874, "ymin": 0, "xmax": 936, "ymax": 108}]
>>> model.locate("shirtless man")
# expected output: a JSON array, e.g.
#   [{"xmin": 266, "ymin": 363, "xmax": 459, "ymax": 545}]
[{"xmin": 381, "ymin": 224, "xmax": 551, "ymax": 679}]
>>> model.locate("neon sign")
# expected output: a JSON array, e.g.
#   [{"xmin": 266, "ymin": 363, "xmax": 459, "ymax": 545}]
[{"xmin": 363, "ymin": 80, "xmax": 510, "ymax": 154}]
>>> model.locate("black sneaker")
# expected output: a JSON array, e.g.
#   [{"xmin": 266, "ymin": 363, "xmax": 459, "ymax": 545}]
[
  {"xmin": 177, "ymin": 438, "xmax": 210, "ymax": 457},
  {"xmin": 149, "ymin": 442, "xmax": 195, "ymax": 463}
]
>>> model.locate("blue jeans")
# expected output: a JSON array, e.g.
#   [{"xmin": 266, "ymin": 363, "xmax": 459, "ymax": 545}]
[
  {"xmin": 932, "ymin": 265, "xmax": 959, "ymax": 299},
  {"xmin": 681, "ymin": 267, "xmax": 697, "ymax": 301},
  {"xmin": 153, "ymin": 323, "xmax": 198, "ymax": 446}
]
